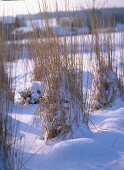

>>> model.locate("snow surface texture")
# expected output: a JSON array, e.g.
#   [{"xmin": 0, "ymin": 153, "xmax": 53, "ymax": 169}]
[
  {"xmin": 19, "ymin": 81, "xmax": 45, "ymax": 104},
  {"xmin": 90, "ymin": 64, "xmax": 119, "ymax": 111}
]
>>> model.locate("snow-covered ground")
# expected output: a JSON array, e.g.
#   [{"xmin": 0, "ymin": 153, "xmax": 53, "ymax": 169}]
[
  {"xmin": 8, "ymin": 32, "xmax": 124, "ymax": 170},
  {"xmin": 10, "ymin": 98, "xmax": 124, "ymax": 170}
]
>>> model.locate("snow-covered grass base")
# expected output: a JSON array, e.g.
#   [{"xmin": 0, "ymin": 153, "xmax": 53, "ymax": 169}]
[
  {"xmin": 39, "ymin": 67, "xmax": 87, "ymax": 142},
  {"xmin": 90, "ymin": 64, "xmax": 120, "ymax": 111}
]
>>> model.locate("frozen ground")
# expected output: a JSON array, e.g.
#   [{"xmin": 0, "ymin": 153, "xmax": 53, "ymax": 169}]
[{"xmin": 8, "ymin": 33, "xmax": 124, "ymax": 169}]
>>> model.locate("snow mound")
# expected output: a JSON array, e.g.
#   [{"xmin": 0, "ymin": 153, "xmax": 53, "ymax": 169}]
[
  {"xmin": 19, "ymin": 81, "xmax": 45, "ymax": 104},
  {"xmin": 37, "ymin": 138, "xmax": 119, "ymax": 170},
  {"xmin": 100, "ymin": 118, "xmax": 124, "ymax": 133}
]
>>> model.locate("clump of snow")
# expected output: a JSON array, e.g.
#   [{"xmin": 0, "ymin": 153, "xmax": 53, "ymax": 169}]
[
  {"xmin": 19, "ymin": 81, "xmax": 45, "ymax": 104},
  {"xmin": 90, "ymin": 64, "xmax": 119, "ymax": 111}
]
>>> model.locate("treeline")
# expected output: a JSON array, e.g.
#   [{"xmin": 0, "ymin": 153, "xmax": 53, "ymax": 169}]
[
  {"xmin": 0, "ymin": 7, "xmax": 124, "ymax": 39},
  {"xmin": 82, "ymin": 10, "xmax": 124, "ymax": 32}
]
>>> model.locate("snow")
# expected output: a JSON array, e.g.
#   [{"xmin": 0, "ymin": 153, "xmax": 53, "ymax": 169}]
[
  {"xmin": 10, "ymin": 59, "xmax": 34, "ymax": 104},
  {"xmin": 7, "ymin": 32, "xmax": 124, "ymax": 169},
  {"xmin": 11, "ymin": 27, "xmax": 33, "ymax": 35},
  {"xmin": 26, "ymin": 18, "xmax": 57, "ymax": 29},
  {"xmin": 40, "ymin": 138, "xmax": 119, "ymax": 170},
  {"xmin": 9, "ymin": 97, "xmax": 124, "ymax": 170}
]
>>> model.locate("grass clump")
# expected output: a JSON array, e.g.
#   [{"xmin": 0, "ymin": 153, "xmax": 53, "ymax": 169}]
[
  {"xmin": 30, "ymin": 2, "xmax": 124, "ymax": 140},
  {"xmin": 30, "ymin": 5, "xmax": 90, "ymax": 141},
  {"xmin": 0, "ymin": 22, "xmax": 22, "ymax": 169},
  {"xmin": 88, "ymin": 10, "xmax": 123, "ymax": 111},
  {"xmin": 39, "ymin": 66, "xmax": 85, "ymax": 141},
  {"xmin": 90, "ymin": 63, "xmax": 119, "ymax": 111}
]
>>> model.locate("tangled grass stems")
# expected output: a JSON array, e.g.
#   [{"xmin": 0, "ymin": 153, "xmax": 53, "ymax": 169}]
[{"xmin": 0, "ymin": 18, "xmax": 23, "ymax": 170}]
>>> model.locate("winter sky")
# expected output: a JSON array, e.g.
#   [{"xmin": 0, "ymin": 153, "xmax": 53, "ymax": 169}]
[{"xmin": 0, "ymin": 0, "xmax": 124, "ymax": 16}]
